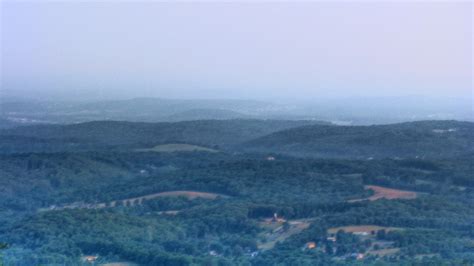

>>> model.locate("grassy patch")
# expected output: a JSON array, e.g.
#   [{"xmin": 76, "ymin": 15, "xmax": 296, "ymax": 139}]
[{"xmin": 136, "ymin": 144, "xmax": 218, "ymax": 153}]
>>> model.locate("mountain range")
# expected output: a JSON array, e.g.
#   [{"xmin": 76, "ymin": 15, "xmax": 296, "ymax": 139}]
[{"xmin": 1, "ymin": 96, "xmax": 471, "ymax": 127}]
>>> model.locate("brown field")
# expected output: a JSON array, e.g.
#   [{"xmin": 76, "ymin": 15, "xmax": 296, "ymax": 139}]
[
  {"xmin": 349, "ymin": 185, "xmax": 417, "ymax": 202},
  {"xmin": 328, "ymin": 225, "xmax": 400, "ymax": 235}
]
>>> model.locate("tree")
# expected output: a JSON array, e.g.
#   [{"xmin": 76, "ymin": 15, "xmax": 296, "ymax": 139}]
[
  {"xmin": 376, "ymin": 230, "xmax": 386, "ymax": 240},
  {"xmin": 0, "ymin": 243, "xmax": 8, "ymax": 266},
  {"xmin": 282, "ymin": 222, "xmax": 290, "ymax": 232}
]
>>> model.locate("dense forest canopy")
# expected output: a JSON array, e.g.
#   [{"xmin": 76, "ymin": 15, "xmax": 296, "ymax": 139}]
[
  {"xmin": 244, "ymin": 120, "xmax": 474, "ymax": 158},
  {"xmin": 0, "ymin": 119, "xmax": 473, "ymax": 265}
]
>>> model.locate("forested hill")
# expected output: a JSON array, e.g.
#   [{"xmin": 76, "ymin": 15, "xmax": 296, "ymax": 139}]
[
  {"xmin": 2, "ymin": 119, "xmax": 472, "ymax": 158},
  {"xmin": 0, "ymin": 119, "xmax": 324, "ymax": 153},
  {"xmin": 1, "ymin": 119, "xmax": 474, "ymax": 265},
  {"xmin": 0, "ymin": 118, "xmax": 23, "ymax": 129},
  {"xmin": 243, "ymin": 120, "xmax": 474, "ymax": 159}
]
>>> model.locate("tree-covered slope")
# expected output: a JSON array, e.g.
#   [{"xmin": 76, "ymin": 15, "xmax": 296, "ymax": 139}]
[
  {"xmin": 1, "ymin": 120, "xmax": 473, "ymax": 265},
  {"xmin": 0, "ymin": 119, "xmax": 324, "ymax": 153},
  {"xmin": 243, "ymin": 120, "xmax": 474, "ymax": 159},
  {"xmin": 1, "ymin": 151, "xmax": 473, "ymax": 265}
]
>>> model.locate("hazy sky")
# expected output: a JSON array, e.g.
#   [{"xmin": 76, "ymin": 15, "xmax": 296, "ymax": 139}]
[{"xmin": 1, "ymin": 1, "xmax": 472, "ymax": 100}]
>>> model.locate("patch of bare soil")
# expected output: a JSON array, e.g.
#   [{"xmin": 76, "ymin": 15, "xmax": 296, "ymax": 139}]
[{"xmin": 349, "ymin": 185, "xmax": 417, "ymax": 202}]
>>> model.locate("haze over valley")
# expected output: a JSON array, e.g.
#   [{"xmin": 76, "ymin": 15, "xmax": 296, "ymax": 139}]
[{"xmin": 1, "ymin": 95, "xmax": 472, "ymax": 128}]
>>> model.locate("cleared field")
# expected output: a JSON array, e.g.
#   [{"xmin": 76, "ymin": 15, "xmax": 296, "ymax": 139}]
[
  {"xmin": 328, "ymin": 225, "xmax": 401, "ymax": 234},
  {"xmin": 117, "ymin": 191, "xmax": 229, "ymax": 207},
  {"xmin": 136, "ymin": 144, "xmax": 218, "ymax": 153},
  {"xmin": 349, "ymin": 185, "xmax": 417, "ymax": 202},
  {"xmin": 42, "ymin": 191, "xmax": 229, "ymax": 211},
  {"xmin": 328, "ymin": 225, "xmax": 402, "ymax": 258},
  {"xmin": 367, "ymin": 248, "xmax": 400, "ymax": 257},
  {"xmin": 258, "ymin": 219, "xmax": 312, "ymax": 250},
  {"xmin": 100, "ymin": 263, "xmax": 138, "ymax": 266},
  {"xmin": 157, "ymin": 210, "xmax": 180, "ymax": 215}
]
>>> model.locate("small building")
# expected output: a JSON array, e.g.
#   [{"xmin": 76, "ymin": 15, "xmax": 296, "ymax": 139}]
[
  {"xmin": 272, "ymin": 213, "xmax": 278, "ymax": 222},
  {"xmin": 327, "ymin": 236, "xmax": 336, "ymax": 242},
  {"xmin": 349, "ymin": 253, "xmax": 365, "ymax": 260},
  {"xmin": 271, "ymin": 213, "xmax": 286, "ymax": 223},
  {"xmin": 305, "ymin": 242, "xmax": 316, "ymax": 249},
  {"xmin": 82, "ymin": 255, "xmax": 98, "ymax": 263}
]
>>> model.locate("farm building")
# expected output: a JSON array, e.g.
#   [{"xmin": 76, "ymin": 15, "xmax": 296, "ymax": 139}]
[{"xmin": 305, "ymin": 242, "xmax": 316, "ymax": 249}]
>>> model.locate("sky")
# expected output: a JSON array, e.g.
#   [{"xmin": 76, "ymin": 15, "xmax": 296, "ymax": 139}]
[{"xmin": 0, "ymin": 1, "xmax": 472, "ymax": 101}]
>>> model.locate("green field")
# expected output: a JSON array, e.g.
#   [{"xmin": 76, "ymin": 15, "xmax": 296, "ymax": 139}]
[{"xmin": 136, "ymin": 143, "xmax": 218, "ymax": 153}]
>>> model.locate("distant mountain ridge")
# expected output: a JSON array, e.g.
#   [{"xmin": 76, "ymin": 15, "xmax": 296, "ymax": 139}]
[
  {"xmin": 164, "ymin": 108, "xmax": 252, "ymax": 121},
  {"xmin": 0, "ymin": 97, "xmax": 279, "ymax": 124},
  {"xmin": 2, "ymin": 96, "xmax": 471, "ymax": 126}
]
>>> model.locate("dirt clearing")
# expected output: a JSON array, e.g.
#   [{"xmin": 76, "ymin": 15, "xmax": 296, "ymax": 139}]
[{"xmin": 349, "ymin": 185, "xmax": 417, "ymax": 202}]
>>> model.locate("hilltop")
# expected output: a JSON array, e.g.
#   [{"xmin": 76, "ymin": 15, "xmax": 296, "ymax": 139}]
[
  {"xmin": 0, "ymin": 119, "xmax": 325, "ymax": 153},
  {"xmin": 243, "ymin": 120, "xmax": 474, "ymax": 159}
]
